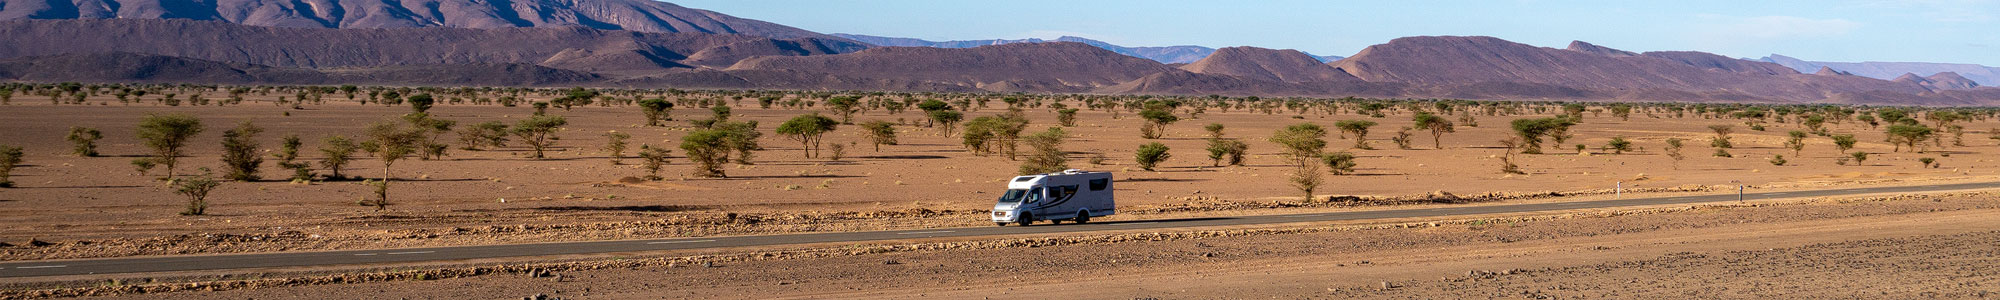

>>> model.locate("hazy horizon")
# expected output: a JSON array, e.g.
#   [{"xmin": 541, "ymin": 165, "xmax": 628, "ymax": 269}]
[{"xmin": 675, "ymin": 0, "xmax": 2000, "ymax": 66}]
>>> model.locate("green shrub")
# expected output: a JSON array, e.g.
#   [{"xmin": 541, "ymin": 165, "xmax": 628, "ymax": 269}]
[
  {"xmin": 174, "ymin": 170, "xmax": 222, "ymax": 215},
  {"xmin": 66, "ymin": 127, "xmax": 101, "ymax": 157},
  {"xmin": 0, "ymin": 145, "xmax": 21, "ymax": 188},
  {"xmin": 1322, "ymin": 151, "xmax": 1357, "ymax": 175},
  {"xmin": 1134, "ymin": 142, "xmax": 1171, "ymax": 171}
]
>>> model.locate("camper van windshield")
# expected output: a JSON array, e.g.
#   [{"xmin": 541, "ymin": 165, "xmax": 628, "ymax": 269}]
[{"xmin": 997, "ymin": 189, "xmax": 1030, "ymax": 204}]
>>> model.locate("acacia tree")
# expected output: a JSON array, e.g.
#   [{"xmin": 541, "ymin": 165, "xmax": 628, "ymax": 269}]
[
  {"xmin": 777, "ymin": 114, "xmax": 840, "ymax": 158},
  {"xmin": 929, "ymin": 110, "xmax": 963, "ymax": 136},
  {"xmin": 1413, "ymin": 112, "xmax": 1455, "ymax": 149},
  {"xmin": 218, "ymin": 121, "xmax": 265, "ymax": 181},
  {"xmin": 1019, "ymin": 128, "xmax": 1069, "ymax": 175},
  {"xmin": 1664, "ymin": 138, "xmax": 1686, "ymax": 170},
  {"xmin": 637, "ymin": 145, "xmax": 671, "ymax": 180},
  {"xmin": 406, "ymin": 93, "xmax": 435, "ymax": 113},
  {"xmin": 917, "ymin": 99, "xmax": 951, "ymax": 126},
  {"xmin": 716, "ymin": 121, "xmax": 763, "ymax": 165},
  {"xmin": 65, "ymin": 126, "xmax": 101, "ymax": 157},
  {"xmin": 1205, "ymin": 139, "xmax": 1248, "ymax": 167},
  {"xmin": 1609, "ymin": 104, "xmax": 1633, "ymax": 121},
  {"xmin": 1886, "ymin": 124, "xmax": 1934, "ymax": 152},
  {"xmin": 1322, "ymin": 151, "xmax": 1357, "ymax": 175},
  {"xmin": 1271, "ymin": 123, "xmax": 1328, "ymax": 201},
  {"xmin": 456, "ymin": 121, "xmax": 509, "ymax": 150},
  {"xmin": 603, "ymin": 131, "xmax": 630, "ymax": 165},
  {"xmin": 1785, "ymin": 130, "xmax": 1808, "ymax": 157},
  {"xmin": 360, "ymin": 121, "xmax": 426, "ymax": 211},
  {"xmin": 1709, "ymin": 124, "xmax": 1734, "ymax": 157},
  {"xmin": 319, "ymin": 136, "xmax": 359, "ymax": 179},
  {"xmin": 1390, "ymin": 127, "xmax": 1414, "ymax": 150},
  {"xmin": 1204, "ymin": 124, "xmax": 1247, "ymax": 167},
  {"xmin": 513, "ymin": 115, "xmax": 568, "ymax": 159},
  {"xmin": 638, "ymin": 98, "xmax": 674, "ymax": 126},
  {"xmin": 135, "ymin": 114, "xmax": 204, "ymax": 179},
  {"xmin": 961, "ymin": 114, "xmax": 1029, "ymax": 159},
  {"xmin": 277, "ymin": 134, "xmax": 312, "ymax": 181},
  {"xmin": 173, "ymin": 170, "xmax": 222, "ymax": 215},
  {"xmin": 1606, "ymin": 137, "xmax": 1633, "ymax": 154},
  {"xmin": 681, "ymin": 129, "xmax": 735, "ymax": 178},
  {"xmin": 825, "ymin": 96, "xmax": 862, "ymax": 124},
  {"xmin": 1334, "ymin": 120, "xmax": 1377, "ymax": 149},
  {"xmin": 860, "ymin": 121, "xmax": 898, "ymax": 151},
  {"xmin": 1831, "ymin": 134, "xmax": 1858, "ymax": 156},
  {"xmin": 402, "ymin": 113, "xmax": 456, "ymax": 160},
  {"xmin": 1139, "ymin": 107, "xmax": 1179, "ymax": 139},
  {"xmin": 550, "ymin": 87, "xmax": 597, "ymax": 111},
  {"xmin": 1509, "ymin": 117, "xmax": 1567, "ymax": 154},
  {"xmin": 1498, "ymin": 137, "xmax": 1525, "ymax": 174},
  {"xmin": 1057, "ymin": 108, "xmax": 1079, "ymax": 127}
]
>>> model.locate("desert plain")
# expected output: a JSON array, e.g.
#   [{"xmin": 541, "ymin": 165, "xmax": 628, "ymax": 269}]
[{"xmin": 0, "ymin": 89, "xmax": 1997, "ymax": 298}]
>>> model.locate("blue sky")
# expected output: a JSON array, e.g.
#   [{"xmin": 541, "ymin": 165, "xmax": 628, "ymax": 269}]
[{"xmin": 673, "ymin": 0, "xmax": 2000, "ymax": 65}]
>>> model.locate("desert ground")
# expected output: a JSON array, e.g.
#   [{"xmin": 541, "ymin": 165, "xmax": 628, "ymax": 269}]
[{"xmin": 1, "ymin": 88, "xmax": 1997, "ymax": 298}]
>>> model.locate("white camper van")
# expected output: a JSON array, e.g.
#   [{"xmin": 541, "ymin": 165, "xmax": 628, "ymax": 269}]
[{"xmin": 991, "ymin": 169, "xmax": 1115, "ymax": 226}]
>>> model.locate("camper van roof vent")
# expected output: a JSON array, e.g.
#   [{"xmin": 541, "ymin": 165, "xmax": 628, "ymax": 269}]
[{"xmin": 1061, "ymin": 169, "xmax": 1084, "ymax": 174}]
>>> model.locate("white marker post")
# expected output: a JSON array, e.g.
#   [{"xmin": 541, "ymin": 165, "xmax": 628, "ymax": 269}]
[
  {"xmin": 1616, "ymin": 181, "xmax": 1622, "ymax": 199},
  {"xmin": 1733, "ymin": 180, "xmax": 1744, "ymax": 202}
]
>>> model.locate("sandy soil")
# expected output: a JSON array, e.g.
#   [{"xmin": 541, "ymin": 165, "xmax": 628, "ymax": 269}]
[
  {"xmin": 65, "ymin": 189, "xmax": 2000, "ymax": 299},
  {"xmin": 0, "ymin": 95, "xmax": 1991, "ymax": 260}
]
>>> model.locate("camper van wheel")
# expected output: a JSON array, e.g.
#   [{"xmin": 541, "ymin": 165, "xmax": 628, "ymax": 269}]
[
  {"xmin": 1017, "ymin": 212, "xmax": 1034, "ymax": 227},
  {"xmin": 995, "ymin": 222, "xmax": 1007, "ymax": 227},
  {"xmin": 1074, "ymin": 210, "xmax": 1090, "ymax": 224}
]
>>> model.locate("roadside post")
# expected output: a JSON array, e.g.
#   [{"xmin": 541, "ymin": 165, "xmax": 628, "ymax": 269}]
[{"xmin": 1732, "ymin": 180, "xmax": 1743, "ymax": 203}]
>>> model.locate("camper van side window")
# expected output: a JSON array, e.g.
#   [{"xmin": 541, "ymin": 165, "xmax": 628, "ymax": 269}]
[
  {"xmin": 1088, "ymin": 179, "xmax": 1109, "ymax": 191},
  {"xmin": 1062, "ymin": 186, "xmax": 1078, "ymax": 198}
]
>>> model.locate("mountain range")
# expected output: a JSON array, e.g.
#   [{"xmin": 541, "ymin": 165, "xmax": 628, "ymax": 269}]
[
  {"xmin": 1758, "ymin": 54, "xmax": 2000, "ymax": 87},
  {"xmin": 831, "ymin": 34, "xmax": 1342, "ymax": 64},
  {"xmin": 0, "ymin": 0, "xmax": 846, "ymax": 40},
  {"xmin": 0, "ymin": 1, "xmax": 1994, "ymax": 105}
]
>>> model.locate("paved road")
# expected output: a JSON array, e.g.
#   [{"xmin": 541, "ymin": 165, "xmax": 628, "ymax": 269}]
[{"xmin": 3, "ymin": 181, "xmax": 1994, "ymax": 278}]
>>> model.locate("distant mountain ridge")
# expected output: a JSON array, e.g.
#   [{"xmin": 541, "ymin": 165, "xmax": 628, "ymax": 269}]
[
  {"xmin": 830, "ymin": 33, "xmax": 1343, "ymax": 64},
  {"xmin": 1758, "ymin": 54, "xmax": 2000, "ymax": 87},
  {"xmin": 1, "ymin": 0, "xmax": 1995, "ymax": 106},
  {"xmin": 0, "ymin": 19, "xmax": 867, "ymax": 74},
  {"xmin": 0, "ymin": 0, "xmax": 846, "ymax": 40}
]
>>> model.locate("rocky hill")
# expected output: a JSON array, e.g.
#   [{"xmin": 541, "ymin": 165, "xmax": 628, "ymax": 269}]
[{"xmin": 1178, "ymin": 46, "xmax": 1359, "ymax": 83}]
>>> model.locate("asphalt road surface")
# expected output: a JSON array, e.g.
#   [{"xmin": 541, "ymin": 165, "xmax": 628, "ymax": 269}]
[{"xmin": 3, "ymin": 181, "xmax": 1993, "ymax": 278}]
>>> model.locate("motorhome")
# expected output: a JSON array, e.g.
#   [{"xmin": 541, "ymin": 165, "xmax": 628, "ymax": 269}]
[{"xmin": 991, "ymin": 169, "xmax": 1115, "ymax": 226}]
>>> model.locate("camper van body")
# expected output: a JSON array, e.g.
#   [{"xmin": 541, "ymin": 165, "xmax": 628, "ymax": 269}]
[{"xmin": 991, "ymin": 170, "xmax": 1115, "ymax": 226}]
